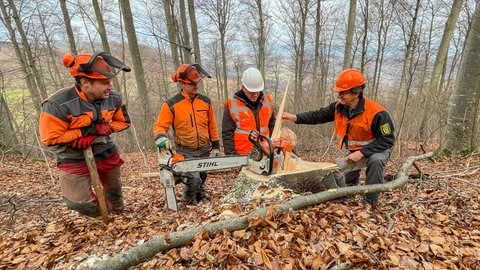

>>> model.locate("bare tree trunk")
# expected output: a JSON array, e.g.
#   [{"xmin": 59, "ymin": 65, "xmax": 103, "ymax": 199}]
[
  {"xmin": 394, "ymin": 0, "xmax": 421, "ymax": 154},
  {"xmin": 343, "ymin": 0, "xmax": 356, "ymax": 69},
  {"xmin": 187, "ymin": 0, "xmax": 205, "ymax": 93},
  {"xmin": 0, "ymin": 71, "xmax": 18, "ymax": 152},
  {"xmin": 119, "ymin": 0, "xmax": 153, "ymax": 149},
  {"xmin": 438, "ymin": 3, "xmax": 480, "ymax": 156},
  {"xmin": 60, "ymin": 0, "xmax": 77, "ymax": 55},
  {"xmin": 92, "ymin": 0, "xmax": 122, "ymax": 93},
  {"xmin": 419, "ymin": 0, "xmax": 464, "ymax": 141},
  {"xmin": 0, "ymin": 1, "xmax": 43, "ymax": 114},
  {"xmin": 163, "ymin": 0, "xmax": 180, "ymax": 68},
  {"xmin": 179, "ymin": 0, "xmax": 192, "ymax": 63}
]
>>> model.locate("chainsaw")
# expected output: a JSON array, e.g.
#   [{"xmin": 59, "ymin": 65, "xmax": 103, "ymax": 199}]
[{"xmin": 158, "ymin": 132, "xmax": 286, "ymax": 211}]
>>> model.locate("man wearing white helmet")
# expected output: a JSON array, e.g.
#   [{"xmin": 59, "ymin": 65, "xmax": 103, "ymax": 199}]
[{"xmin": 222, "ymin": 67, "xmax": 275, "ymax": 155}]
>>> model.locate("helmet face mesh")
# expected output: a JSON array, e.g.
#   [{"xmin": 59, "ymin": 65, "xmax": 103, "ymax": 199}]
[{"xmin": 65, "ymin": 52, "xmax": 131, "ymax": 79}]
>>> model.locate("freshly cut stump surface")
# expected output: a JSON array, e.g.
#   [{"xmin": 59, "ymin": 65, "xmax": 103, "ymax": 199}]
[{"xmin": 224, "ymin": 158, "xmax": 345, "ymax": 203}]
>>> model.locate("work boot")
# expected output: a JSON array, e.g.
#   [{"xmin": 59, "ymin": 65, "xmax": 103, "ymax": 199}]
[
  {"xmin": 182, "ymin": 177, "xmax": 202, "ymax": 205},
  {"xmin": 196, "ymin": 180, "xmax": 208, "ymax": 204},
  {"xmin": 105, "ymin": 187, "xmax": 124, "ymax": 213},
  {"xmin": 63, "ymin": 197, "xmax": 100, "ymax": 217}
]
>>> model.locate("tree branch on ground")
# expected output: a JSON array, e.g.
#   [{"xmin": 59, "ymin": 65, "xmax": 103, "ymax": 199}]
[{"xmin": 92, "ymin": 152, "xmax": 434, "ymax": 270}]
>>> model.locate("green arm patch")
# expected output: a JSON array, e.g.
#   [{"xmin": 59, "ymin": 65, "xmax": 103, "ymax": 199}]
[{"xmin": 380, "ymin": 123, "xmax": 392, "ymax": 135}]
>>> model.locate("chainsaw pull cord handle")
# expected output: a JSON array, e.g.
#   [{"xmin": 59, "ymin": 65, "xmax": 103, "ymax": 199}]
[{"xmin": 248, "ymin": 131, "xmax": 274, "ymax": 175}]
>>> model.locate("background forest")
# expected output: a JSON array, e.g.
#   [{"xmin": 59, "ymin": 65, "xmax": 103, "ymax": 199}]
[
  {"xmin": 1, "ymin": 1, "xmax": 480, "ymax": 269},
  {"xmin": 0, "ymin": 0, "xmax": 478, "ymax": 159}
]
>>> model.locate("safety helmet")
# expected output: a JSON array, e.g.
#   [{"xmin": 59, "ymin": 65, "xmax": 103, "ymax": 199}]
[
  {"xmin": 241, "ymin": 67, "xmax": 264, "ymax": 92},
  {"xmin": 62, "ymin": 51, "xmax": 131, "ymax": 79},
  {"xmin": 333, "ymin": 68, "xmax": 365, "ymax": 92},
  {"xmin": 171, "ymin": 63, "xmax": 211, "ymax": 85}
]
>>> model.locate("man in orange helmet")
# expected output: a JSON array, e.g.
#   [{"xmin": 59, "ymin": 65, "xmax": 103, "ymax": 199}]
[
  {"xmin": 282, "ymin": 68, "xmax": 395, "ymax": 206},
  {"xmin": 39, "ymin": 52, "xmax": 131, "ymax": 217},
  {"xmin": 153, "ymin": 63, "xmax": 219, "ymax": 205}
]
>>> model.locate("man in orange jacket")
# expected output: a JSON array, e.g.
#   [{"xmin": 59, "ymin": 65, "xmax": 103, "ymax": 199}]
[
  {"xmin": 282, "ymin": 69, "xmax": 395, "ymax": 206},
  {"xmin": 153, "ymin": 64, "xmax": 219, "ymax": 205},
  {"xmin": 222, "ymin": 67, "xmax": 275, "ymax": 156},
  {"xmin": 39, "ymin": 52, "xmax": 131, "ymax": 217}
]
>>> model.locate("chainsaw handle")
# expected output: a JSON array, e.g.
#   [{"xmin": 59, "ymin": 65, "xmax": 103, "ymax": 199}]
[
  {"xmin": 248, "ymin": 131, "xmax": 274, "ymax": 175},
  {"xmin": 157, "ymin": 147, "xmax": 174, "ymax": 167}
]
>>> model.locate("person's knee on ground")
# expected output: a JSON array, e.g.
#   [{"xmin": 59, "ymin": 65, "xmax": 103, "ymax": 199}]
[{"xmin": 62, "ymin": 197, "xmax": 100, "ymax": 217}]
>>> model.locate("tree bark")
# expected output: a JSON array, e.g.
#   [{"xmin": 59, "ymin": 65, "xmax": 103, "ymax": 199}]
[
  {"xmin": 437, "ymin": 1, "xmax": 480, "ymax": 156},
  {"xmin": 92, "ymin": 152, "xmax": 434, "ymax": 270}
]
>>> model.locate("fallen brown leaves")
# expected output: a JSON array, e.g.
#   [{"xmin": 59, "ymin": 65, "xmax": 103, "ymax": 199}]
[{"xmin": 0, "ymin": 150, "xmax": 479, "ymax": 269}]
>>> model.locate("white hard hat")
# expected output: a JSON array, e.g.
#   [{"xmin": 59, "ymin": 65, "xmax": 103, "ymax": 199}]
[{"xmin": 241, "ymin": 67, "xmax": 264, "ymax": 92}]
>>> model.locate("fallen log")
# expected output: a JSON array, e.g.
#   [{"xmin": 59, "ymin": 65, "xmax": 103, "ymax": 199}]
[{"xmin": 92, "ymin": 152, "xmax": 434, "ymax": 270}]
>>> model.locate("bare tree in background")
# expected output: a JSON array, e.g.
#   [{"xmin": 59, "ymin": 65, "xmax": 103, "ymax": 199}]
[
  {"xmin": 120, "ymin": 0, "xmax": 153, "ymax": 148},
  {"xmin": 419, "ymin": 0, "xmax": 464, "ymax": 141},
  {"xmin": 438, "ymin": 1, "xmax": 480, "ymax": 156},
  {"xmin": 0, "ymin": 70, "xmax": 18, "ymax": 152},
  {"xmin": 0, "ymin": 0, "xmax": 44, "ymax": 114},
  {"xmin": 370, "ymin": 0, "xmax": 394, "ymax": 100},
  {"xmin": 343, "ymin": 0, "xmax": 357, "ymax": 69},
  {"xmin": 393, "ymin": 0, "xmax": 421, "ymax": 152},
  {"xmin": 60, "ymin": 0, "xmax": 77, "ymax": 55},
  {"xmin": 163, "ymin": 0, "xmax": 180, "ymax": 68},
  {"xmin": 198, "ymin": 0, "xmax": 237, "ymax": 101}
]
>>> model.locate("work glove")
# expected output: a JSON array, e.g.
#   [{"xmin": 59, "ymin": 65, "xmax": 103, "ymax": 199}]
[
  {"xmin": 210, "ymin": 140, "xmax": 220, "ymax": 157},
  {"xmin": 70, "ymin": 135, "xmax": 97, "ymax": 150},
  {"xmin": 81, "ymin": 122, "xmax": 112, "ymax": 136},
  {"xmin": 210, "ymin": 149, "xmax": 220, "ymax": 157},
  {"xmin": 155, "ymin": 136, "xmax": 171, "ymax": 149},
  {"xmin": 94, "ymin": 122, "xmax": 113, "ymax": 136}
]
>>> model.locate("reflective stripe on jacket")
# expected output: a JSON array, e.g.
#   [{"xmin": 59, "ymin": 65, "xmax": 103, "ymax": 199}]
[
  {"xmin": 334, "ymin": 97, "xmax": 385, "ymax": 150},
  {"xmin": 153, "ymin": 91, "xmax": 219, "ymax": 151},
  {"xmin": 227, "ymin": 93, "xmax": 273, "ymax": 155}
]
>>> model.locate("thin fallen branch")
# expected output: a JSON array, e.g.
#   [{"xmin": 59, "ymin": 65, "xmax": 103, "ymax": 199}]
[{"xmin": 92, "ymin": 152, "xmax": 434, "ymax": 270}]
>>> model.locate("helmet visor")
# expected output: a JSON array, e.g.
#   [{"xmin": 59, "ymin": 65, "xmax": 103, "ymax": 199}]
[{"xmin": 79, "ymin": 51, "xmax": 131, "ymax": 79}]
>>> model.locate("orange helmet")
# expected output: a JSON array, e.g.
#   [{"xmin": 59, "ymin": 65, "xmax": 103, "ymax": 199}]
[
  {"xmin": 62, "ymin": 51, "xmax": 131, "ymax": 79},
  {"xmin": 171, "ymin": 63, "xmax": 210, "ymax": 85},
  {"xmin": 333, "ymin": 68, "xmax": 365, "ymax": 92}
]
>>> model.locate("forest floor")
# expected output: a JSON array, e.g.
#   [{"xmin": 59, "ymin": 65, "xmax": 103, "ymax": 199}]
[{"xmin": 0, "ymin": 145, "xmax": 479, "ymax": 270}]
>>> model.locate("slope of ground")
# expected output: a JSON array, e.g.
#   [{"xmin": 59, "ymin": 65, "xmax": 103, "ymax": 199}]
[{"xmin": 0, "ymin": 149, "xmax": 479, "ymax": 269}]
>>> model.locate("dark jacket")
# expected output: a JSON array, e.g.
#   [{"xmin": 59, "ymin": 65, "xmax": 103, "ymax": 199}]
[{"xmin": 295, "ymin": 96, "xmax": 395, "ymax": 157}]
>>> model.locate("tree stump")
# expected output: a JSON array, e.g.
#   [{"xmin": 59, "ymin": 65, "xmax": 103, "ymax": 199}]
[{"xmin": 224, "ymin": 154, "xmax": 345, "ymax": 203}]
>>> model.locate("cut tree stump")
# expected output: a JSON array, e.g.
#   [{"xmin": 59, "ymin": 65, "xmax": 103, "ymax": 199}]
[{"xmin": 224, "ymin": 154, "xmax": 345, "ymax": 203}]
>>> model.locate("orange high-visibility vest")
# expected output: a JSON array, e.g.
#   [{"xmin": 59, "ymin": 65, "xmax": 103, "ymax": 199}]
[
  {"xmin": 227, "ymin": 94, "xmax": 273, "ymax": 155},
  {"xmin": 334, "ymin": 98, "xmax": 385, "ymax": 150}
]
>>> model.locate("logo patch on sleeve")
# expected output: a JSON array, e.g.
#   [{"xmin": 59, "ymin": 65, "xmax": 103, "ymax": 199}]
[{"xmin": 380, "ymin": 123, "xmax": 391, "ymax": 135}]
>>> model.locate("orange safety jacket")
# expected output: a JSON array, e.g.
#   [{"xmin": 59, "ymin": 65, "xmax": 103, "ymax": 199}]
[
  {"xmin": 153, "ymin": 91, "xmax": 219, "ymax": 151},
  {"xmin": 227, "ymin": 93, "xmax": 274, "ymax": 155},
  {"xmin": 39, "ymin": 86, "xmax": 131, "ymax": 162},
  {"xmin": 334, "ymin": 98, "xmax": 385, "ymax": 150}
]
